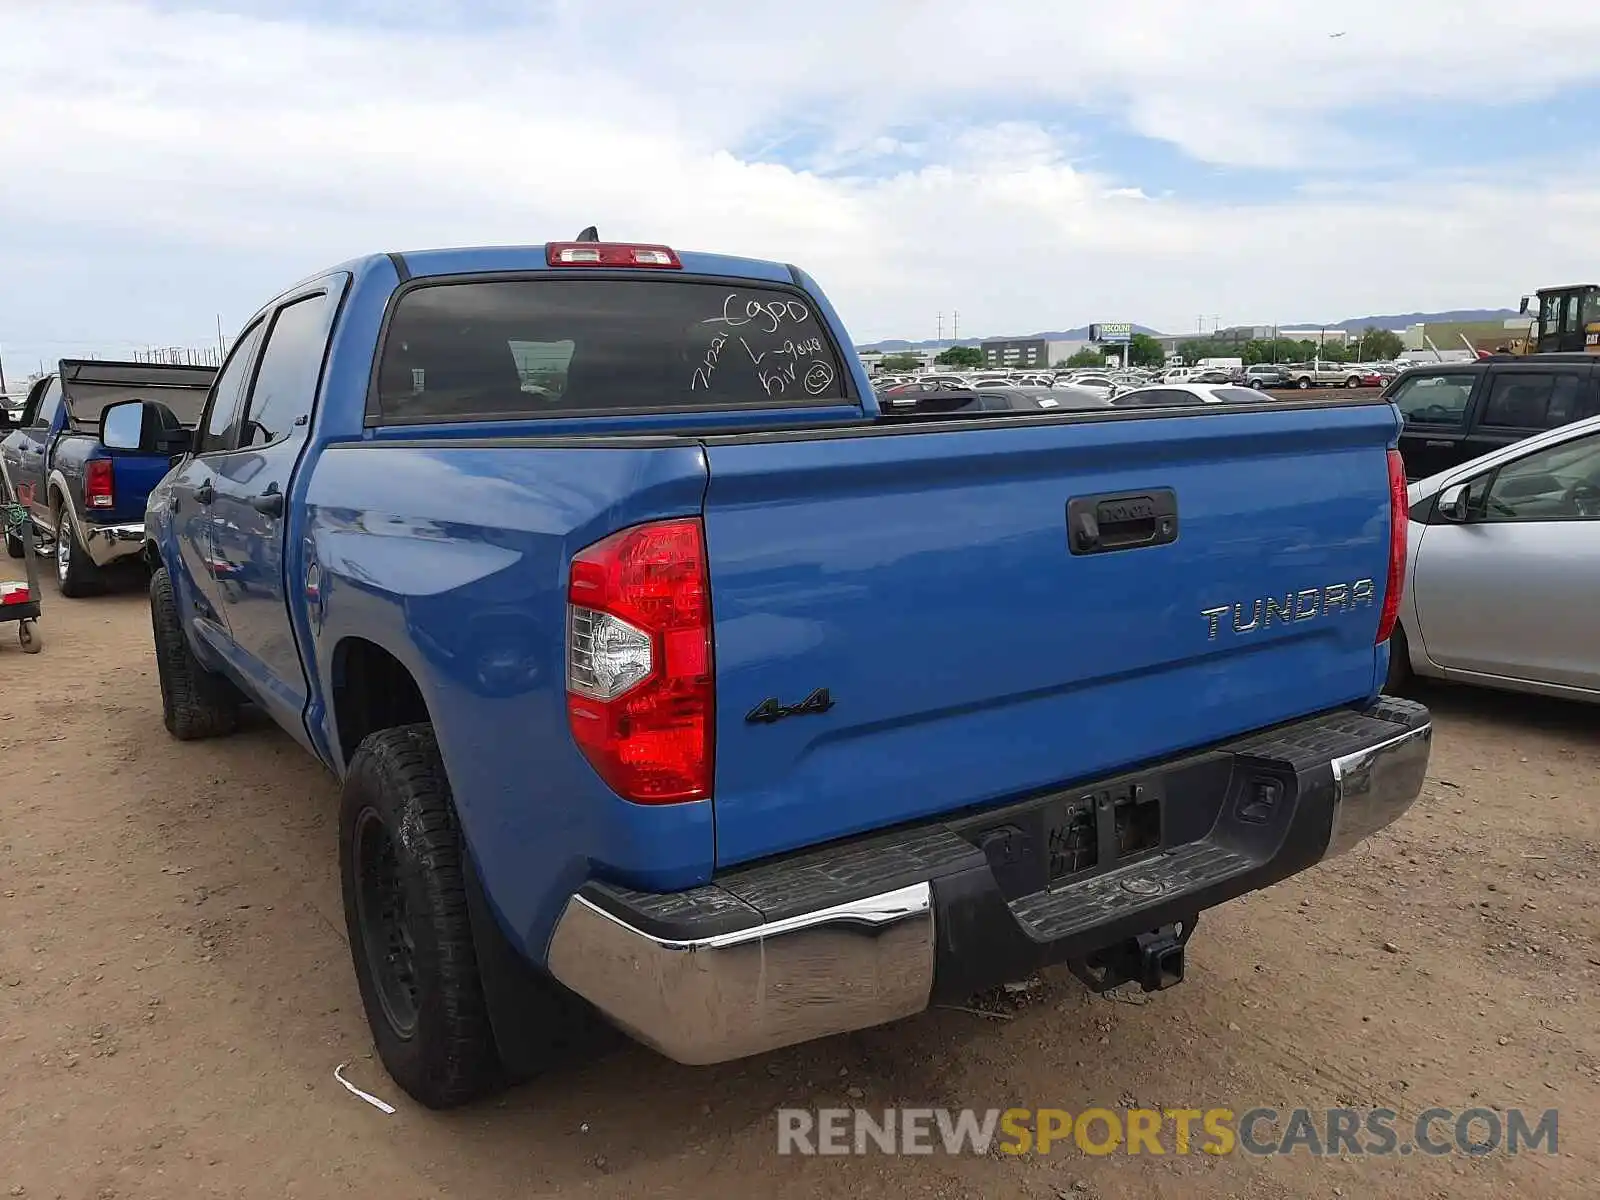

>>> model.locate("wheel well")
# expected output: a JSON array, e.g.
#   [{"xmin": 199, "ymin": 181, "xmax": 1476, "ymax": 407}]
[{"xmin": 331, "ymin": 638, "xmax": 431, "ymax": 764}]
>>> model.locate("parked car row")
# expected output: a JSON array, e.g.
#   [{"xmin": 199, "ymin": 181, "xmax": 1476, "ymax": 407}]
[{"xmin": 877, "ymin": 360, "xmax": 1403, "ymax": 400}]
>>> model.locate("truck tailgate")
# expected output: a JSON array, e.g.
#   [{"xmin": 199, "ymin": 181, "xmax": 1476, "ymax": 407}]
[{"xmin": 701, "ymin": 402, "xmax": 1399, "ymax": 867}]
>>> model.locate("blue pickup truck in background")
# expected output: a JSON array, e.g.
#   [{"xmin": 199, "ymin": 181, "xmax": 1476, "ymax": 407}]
[
  {"xmin": 124, "ymin": 236, "xmax": 1432, "ymax": 1109},
  {"xmin": 0, "ymin": 360, "xmax": 215, "ymax": 594}
]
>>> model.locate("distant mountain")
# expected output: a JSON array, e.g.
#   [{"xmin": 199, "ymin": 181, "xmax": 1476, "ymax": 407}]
[
  {"xmin": 1285, "ymin": 309, "xmax": 1520, "ymax": 333},
  {"xmin": 857, "ymin": 311, "xmax": 1520, "ymax": 352},
  {"xmin": 858, "ymin": 324, "xmax": 1161, "ymax": 353}
]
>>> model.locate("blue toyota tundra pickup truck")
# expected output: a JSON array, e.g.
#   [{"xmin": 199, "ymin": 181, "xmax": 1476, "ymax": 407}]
[{"xmin": 126, "ymin": 237, "xmax": 1431, "ymax": 1108}]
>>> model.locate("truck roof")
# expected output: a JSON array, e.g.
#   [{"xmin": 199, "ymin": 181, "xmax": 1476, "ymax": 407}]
[{"xmin": 324, "ymin": 244, "xmax": 801, "ymax": 286}]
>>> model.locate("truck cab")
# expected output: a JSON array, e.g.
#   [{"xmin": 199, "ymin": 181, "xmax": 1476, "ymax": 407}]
[{"xmin": 1521, "ymin": 284, "xmax": 1600, "ymax": 355}]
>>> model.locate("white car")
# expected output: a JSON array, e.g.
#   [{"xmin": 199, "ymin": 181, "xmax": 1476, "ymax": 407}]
[
  {"xmin": 1109, "ymin": 383, "xmax": 1270, "ymax": 408},
  {"xmin": 1388, "ymin": 412, "xmax": 1600, "ymax": 700},
  {"xmin": 1064, "ymin": 374, "xmax": 1119, "ymax": 399}
]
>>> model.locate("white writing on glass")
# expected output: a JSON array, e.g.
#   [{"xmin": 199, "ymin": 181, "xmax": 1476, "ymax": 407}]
[
  {"xmin": 690, "ymin": 333, "xmax": 729, "ymax": 392},
  {"xmin": 702, "ymin": 293, "xmax": 813, "ymax": 335}
]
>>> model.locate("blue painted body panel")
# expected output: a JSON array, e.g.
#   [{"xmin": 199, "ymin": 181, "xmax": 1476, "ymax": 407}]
[
  {"xmin": 700, "ymin": 403, "xmax": 1398, "ymax": 865},
  {"xmin": 142, "ymin": 240, "xmax": 1401, "ymax": 966}
]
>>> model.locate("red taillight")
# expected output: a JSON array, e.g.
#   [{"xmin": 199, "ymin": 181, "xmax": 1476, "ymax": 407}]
[
  {"xmin": 85, "ymin": 460, "xmax": 114, "ymax": 509},
  {"xmin": 565, "ymin": 517, "xmax": 712, "ymax": 804},
  {"xmin": 545, "ymin": 242, "xmax": 682, "ymax": 269},
  {"xmin": 1376, "ymin": 448, "xmax": 1408, "ymax": 645}
]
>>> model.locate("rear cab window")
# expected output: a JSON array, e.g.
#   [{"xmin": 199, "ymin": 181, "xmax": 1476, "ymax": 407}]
[
  {"xmin": 1388, "ymin": 372, "xmax": 1477, "ymax": 426},
  {"xmin": 372, "ymin": 277, "xmax": 853, "ymax": 424}
]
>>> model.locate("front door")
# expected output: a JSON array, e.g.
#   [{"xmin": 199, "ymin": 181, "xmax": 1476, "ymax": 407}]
[
  {"xmin": 204, "ymin": 285, "xmax": 342, "ymax": 732},
  {"xmin": 1411, "ymin": 429, "xmax": 1600, "ymax": 689},
  {"xmin": 169, "ymin": 319, "xmax": 269, "ymax": 649},
  {"xmin": 1389, "ymin": 369, "xmax": 1481, "ymax": 479}
]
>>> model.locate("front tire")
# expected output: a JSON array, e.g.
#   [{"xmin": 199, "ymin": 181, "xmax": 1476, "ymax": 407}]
[
  {"xmin": 149, "ymin": 566, "xmax": 241, "ymax": 739},
  {"xmin": 1296, "ymin": 376, "xmax": 1312, "ymax": 390},
  {"xmin": 340, "ymin": 725, "xmax": 501, "ymax": 1109},
  {"xmin": 1345, "ymin": 375, "xmax": 1362, "ymax": 389}
]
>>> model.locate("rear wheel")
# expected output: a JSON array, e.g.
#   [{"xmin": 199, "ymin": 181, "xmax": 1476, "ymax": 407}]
[
  {"xmin": 1296, "ymin": 377, "xmax": 1312, "ymax": 390},
  {"xmin": 53, "ymin": 502, "xmax": 105, "ymax": 597},
  {"xmin": 4, "ymin": 528, "xmax": 23, "ymax": 559},
  {"xmin": 340, "ymin": 725, "xmax": 502, "ymax": 1109},
  {"xmin": 149, "ymin": 565, "xmax": 241, "ymax": 739},
  {"xmin": 1345, "ymin": 375, "xmax": 1362, "ymax": 389}
]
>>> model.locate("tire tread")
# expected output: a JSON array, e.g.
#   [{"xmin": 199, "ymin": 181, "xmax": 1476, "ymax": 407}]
[
  {"xmin": 341, "ymin": 725, "xmax": 500, "ymax": 1109},
  {"xmin": 149, "ymin": 566, "xmax": 240, "ymax": 739}
]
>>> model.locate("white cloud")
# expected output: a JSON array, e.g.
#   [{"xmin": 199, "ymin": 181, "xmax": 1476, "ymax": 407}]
[{"xmin": 1, "ymin": 0, "xmax": 1599, "ymax": 365}]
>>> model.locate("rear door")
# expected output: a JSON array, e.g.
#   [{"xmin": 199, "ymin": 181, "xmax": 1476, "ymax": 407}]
[
  {"xmin": 205, "ymin": 282, "xmax": 344, "ymax": 730},
  {"xmin": 701, "ymin": 402, "xmax": 1400, "ymax": 866},
  {"xmin": 1410, "ymin": 428, "xmax": 1600, "ymax": 688},
  {"xmin": 1391, "ymin": 369, "xmax": 1481, "ymax": 479},
  {"xmin": 2, "ymin": 377, "xmax": 62, "ymax": 522},
  {"xmin": 1460, "ymin": 363, "xmax": 1599, "ymax": 463}
]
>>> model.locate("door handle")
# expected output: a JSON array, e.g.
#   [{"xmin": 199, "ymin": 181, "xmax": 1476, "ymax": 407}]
[
  {"xmin": 1423, "ymin": 440, "xmax": 1454, "ymax": 449},
  {"xmin": 195, "ymin": 482, "xmax": 214, "ymax": 505},
  {"xmin": 249, "ymin": 489, "xmax": 284, "ymax": 518}
]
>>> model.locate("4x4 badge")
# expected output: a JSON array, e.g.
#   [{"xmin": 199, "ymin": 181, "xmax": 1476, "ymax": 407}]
[{"xmin": 745, "ymin": 688, "xmax": 834, "ymax": 725}]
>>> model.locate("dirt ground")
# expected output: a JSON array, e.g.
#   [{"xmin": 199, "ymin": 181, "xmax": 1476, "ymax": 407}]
[{"xmin": 2, "ymin": 587, "xmax": 1597, "ymax": 1200}]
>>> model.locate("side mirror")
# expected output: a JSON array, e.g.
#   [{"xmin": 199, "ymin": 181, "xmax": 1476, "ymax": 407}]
[
  {"xmin": 0, "ymin": 407, "xmax": 13, "ymax": 431},
  {"xmin": 100, "ymin": 400, "xmax": 192, "ymax": 455},
  {"xmin": 1436, "ymin": 481, "xmax": 1471, "ymax": 522},
  {"xmin": 1518, "ymin": 295, "xmax": 1530, "ymax": 315}
]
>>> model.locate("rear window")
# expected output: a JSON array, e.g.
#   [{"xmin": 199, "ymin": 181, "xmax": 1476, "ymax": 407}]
[{"xmin": 375, "ymin": 278, "xmax": 852, "ymax": 422}]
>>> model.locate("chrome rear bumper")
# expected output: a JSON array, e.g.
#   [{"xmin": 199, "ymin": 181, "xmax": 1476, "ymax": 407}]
[
  {"xmin": 80, "ymin": 520, "xmax": 145, "ymax": 568},
  {"xmin": 1326, "ymin": 722, "xmax": 1433, "ymax": 857},
  {"xmin": 545, "ymin": 701, "xmax": 1431, "ymax": 1066},
  {"xmin": 546, "ymin": 883, "xmax": 934, "ymax": 1065}
]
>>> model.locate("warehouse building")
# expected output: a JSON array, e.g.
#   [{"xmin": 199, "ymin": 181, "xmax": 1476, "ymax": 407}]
[{"xmin": 980, "ymin": 338, "xmax": 1085, "ymax": 369}]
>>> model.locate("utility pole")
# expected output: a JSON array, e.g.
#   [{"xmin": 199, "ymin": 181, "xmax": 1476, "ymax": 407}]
[
  {"xmin": 936, "ymin": 312, "xmax": 943, "ymax": 342},
  {"xmin": 0, "ymin": 343, "xmax": 8, "ymax": 395},
  {"xmin": 952, "ymin": 310, "xmax": 960, "ymax": 342},
  {"xmin": 216, "ymin": 314, "xmax": 226, "ymax": 360}
]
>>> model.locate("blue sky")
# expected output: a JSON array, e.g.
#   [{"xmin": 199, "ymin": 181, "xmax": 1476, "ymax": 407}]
[{"xmin": 3, "ymin": 1, "xmax": 1600, "ymax": 379}]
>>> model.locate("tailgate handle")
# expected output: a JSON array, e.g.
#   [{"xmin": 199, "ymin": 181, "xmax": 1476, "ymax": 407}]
[{"xmin": 1068, "ymin": 490, "xmax": 1178, "ymax": 555}]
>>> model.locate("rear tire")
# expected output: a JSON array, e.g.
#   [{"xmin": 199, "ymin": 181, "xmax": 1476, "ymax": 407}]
[
  {"xmin": 1296, "ymin": 377, "xmax": 1312, "ymax": 390},
  {"xmin": 1345, "ymin": 376, "xmax": 1362, "ymax": 389},
  {"xmin": 340, "ymin": 725, "xmax": 502, "ymax": 1109},
  {"xmin": 149, "ymin": 565, "xmax": 241, "ymax": 739},
  {"xmin": 4, "ymin": 524, "xmax": 23, "ymax": 559},
  {"xmin": 1384, "ymin": 624, "xmax": 1412, "ymax": 693},
  {"xmin": 53, "ymin": 501, "xmax": 105, "ymax": 598}
]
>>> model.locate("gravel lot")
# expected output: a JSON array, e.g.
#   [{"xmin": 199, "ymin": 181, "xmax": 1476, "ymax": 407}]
[{"xmin": 2, "ymin": 588, "xmax": 1596, "ymax": 1199}]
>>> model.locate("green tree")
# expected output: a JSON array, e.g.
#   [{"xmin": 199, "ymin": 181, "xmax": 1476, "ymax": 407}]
[
  {"xmin": 1356, "ymin": 326, "xmax": 1404, "ymax": 360},
  {"xmin": 934, "ymin": 345, "xmax": 984, "ymax": 368},
  {"xmin": 1064, "ymin": 348, "xmax": 1105, "ymax": 368},
  {"xmin": 1127, "ymin": 333, "xmax": 1165, "ymax": 368},
  {"xmin": 879, "ymin": 353, "xmax": 923, "ymax": 372}
]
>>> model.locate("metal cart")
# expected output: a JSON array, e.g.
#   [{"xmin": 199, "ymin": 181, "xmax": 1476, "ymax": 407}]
[{"xmin": 1, "ymin": 501, "xmax": 44, "ymax": 653}]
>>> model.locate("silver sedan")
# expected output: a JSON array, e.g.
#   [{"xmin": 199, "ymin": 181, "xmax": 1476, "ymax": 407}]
[{"xmin": 1388, "ymin": 412, "xmax": 1600, "ymax": 701}]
